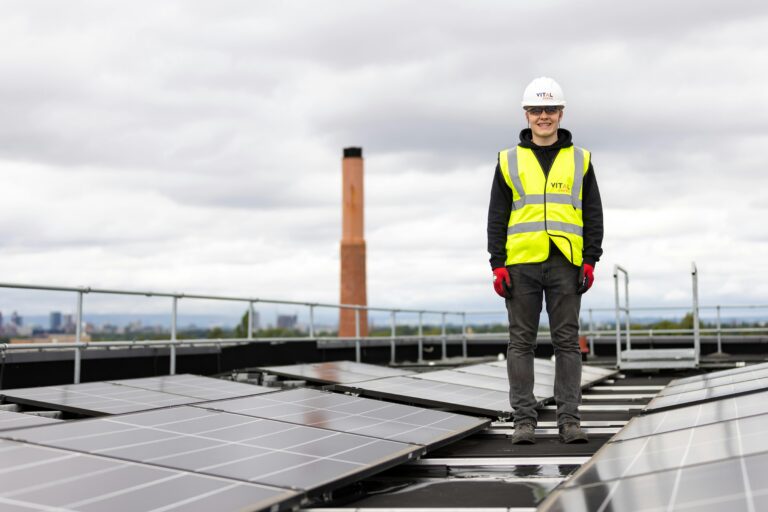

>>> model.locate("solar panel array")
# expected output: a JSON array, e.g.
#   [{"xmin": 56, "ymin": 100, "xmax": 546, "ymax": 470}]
[
  {"xmin": 0, "ymin": 375, "xmax": 274, "ymax": 416},
  {"xmin": 645, "ymin": 362, "xmax": 768, "ymax": 412},
  {"xmin": 2, "ymin": 406, "xmax": 422, "ymax": 493},
  {"xmin": 258, "ymin": 361, "xmax": 414, "ymax": 384},
  {"xmin": 331, "ymin": 359, "xmax": 616, "ymax": 418},
  {"xmin": 539, "ymin": 364, "xmax": 768, "ymax": 511},
  {"xmin": 0, "ymin": 373, "xmax": 489, "ymax": 511},
  {"xmin": 0, "ymin": 438, "xmax": 299, "ymax": 512},
  {"xmin": 197, "ymin": 387, "xmax": 489, "ymax": 449}
]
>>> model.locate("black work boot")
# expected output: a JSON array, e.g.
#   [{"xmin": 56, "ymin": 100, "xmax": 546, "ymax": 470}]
[
  {"xmin": 510, "ymin": 421, "xmax": 536, "ymax": 444},
  {"xmin": 559, "ymin": 422, "xmax": 588, "ymax": 444}
]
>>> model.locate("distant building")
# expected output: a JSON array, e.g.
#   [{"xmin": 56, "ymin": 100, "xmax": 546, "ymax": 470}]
[
  {"xmin": 63, "ymin": 314, "xmax": 76, "ymax": 334},
  {"xmin": 50, "ymin": 311, "xmax": 63, "ymax": 332},
  {"xmin": 10, "ymin": 311, "xmax": 22, "ymax": 327},
  {"xmin": 0, "ymin": 311, "xmax": 4, "ymax": 328},
  {"xmin": 277, "ymin": 314, "xmax": 298, "ymax": 330},
  {"xmin": 253, "ymin": 311, "xmax": 261, "ymax": 331}
]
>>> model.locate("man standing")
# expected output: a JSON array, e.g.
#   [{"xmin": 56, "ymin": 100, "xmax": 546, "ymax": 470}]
[{"xmin": 487, "ymin": 77, "xmax": 604, "ymax": 444}]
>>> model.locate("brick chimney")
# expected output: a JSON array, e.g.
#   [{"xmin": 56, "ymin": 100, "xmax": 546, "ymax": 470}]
[{"xmin": 339, "ymin": 147, "xmax": 368, "ymax": 337}]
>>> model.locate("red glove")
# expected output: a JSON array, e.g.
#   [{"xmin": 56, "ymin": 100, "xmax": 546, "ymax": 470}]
[
  {"xmin": 493, "ymin": 267, "xmax": 513, "ymax": 298},
  {"xmin": 577, "ymin": 263, "xmax": 594, "ymax": 294}
]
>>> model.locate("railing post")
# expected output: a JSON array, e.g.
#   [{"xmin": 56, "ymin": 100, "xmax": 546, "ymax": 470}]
[
  {"xmin": 715, "ymin": 304, "xmax": 724, "ymax": 355},
  {"xmin": 461, "ymin": 312, "xmax": 467, "ymax": 359},
  {"xmin": 692, "ymin": 262, "xmax": 701, "ymax": 366},
  {"xmin": 170, "ymin": 296, "xmax": 178, "ymax": 375},
  {"xmin": 417, "ymin": 311, "xmax": 424, "ymax": 363},
  {"xmin": 624, "ymin": 272, "xmax": 631, "ymax": 350},
  {"xmin": 613, "ymin": 266, "xmax": 622, "ymax": 368},
  {"xmin": 74, "ymin": 290, "xmax": 84, "ymax": 384},
  {"xmin": 354, "ymin": 307, "xmax": 361, "ymax": 363},
  {"xmin": 309, "ymin": 304, "xmax": 315, "ymax": 338},
  {"xmin": 441, "ymin": 312, "xmax": 447, "ymax": 361},
  {"xmin": 247, "ymin": 301, "xmax": 254, "ymax": 340},
  {"xmin": 390, "ymin": 310, "xmax": 396, "ymax": 364}
]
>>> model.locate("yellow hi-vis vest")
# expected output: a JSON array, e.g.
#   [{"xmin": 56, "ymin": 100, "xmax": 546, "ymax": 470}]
[{"xmin": 498, "ymin": 145, "xmax": 590, "ymax": 266}]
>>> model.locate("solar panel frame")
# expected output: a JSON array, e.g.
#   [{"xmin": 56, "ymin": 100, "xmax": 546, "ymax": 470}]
[
  {"xmin": 194, "ymin": 387, "xmax": 491, "ymax": 450},
  {"xmin": 0, "ymin": 438, "xmax": 300, "ymax": 512},
  {"xmin": 0, "ymin": 405, "xmax": 424, "ymax": 496},
  {"xmin": 0, "ymin": 382, "xmax": 200, "ymax": 416}
]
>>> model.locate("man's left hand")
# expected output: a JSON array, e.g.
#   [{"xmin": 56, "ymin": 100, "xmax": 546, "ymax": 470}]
[{"xmin": 577, "ymin": 263, "xmax": 594, "ymax": 294}]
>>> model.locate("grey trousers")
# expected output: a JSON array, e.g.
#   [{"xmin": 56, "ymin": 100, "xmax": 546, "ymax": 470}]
[{"xmin": 505, "ymin": 251, "xmax": 583, "ymax": 426}]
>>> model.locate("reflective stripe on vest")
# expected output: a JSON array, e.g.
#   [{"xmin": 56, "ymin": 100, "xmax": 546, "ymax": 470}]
[{"xmin": 498, "ymin": 145, "xmax": 590, "ymax": 266}]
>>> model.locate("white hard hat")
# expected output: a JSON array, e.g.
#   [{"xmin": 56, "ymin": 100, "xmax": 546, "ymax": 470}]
[{"xmin": 521, "ymin": 77, "xmax": 566, "ymax": 107}]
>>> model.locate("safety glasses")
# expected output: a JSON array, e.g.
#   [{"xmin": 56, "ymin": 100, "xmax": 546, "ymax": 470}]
[{"xmin": 525, "ymin": 106, "xmax": 562, "ymax": 115}]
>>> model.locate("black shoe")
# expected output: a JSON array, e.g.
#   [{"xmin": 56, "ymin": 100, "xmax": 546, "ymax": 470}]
[
  {"xmin": 510, "ymin": 421, "xmax": 536, "ymax": 444},
  {"xmin": 559, "ymin": 422, "xmax": 589, "ymax": 444}
]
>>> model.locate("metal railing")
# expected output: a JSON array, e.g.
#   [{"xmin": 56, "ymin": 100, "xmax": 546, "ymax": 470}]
[
  {"xmin": 1, "ymin": 269, "xmax": 767, "ymax": 384},
  {"xmin": 0, "ymin": 282, "xmax": 467, "ymax": 384}
]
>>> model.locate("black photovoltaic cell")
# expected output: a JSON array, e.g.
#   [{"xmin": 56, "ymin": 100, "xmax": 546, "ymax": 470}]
[
  {"xmin": 335, "ymin": 376, "xmax": 512, "ymax": 418},
  {"xmin": 0, "ymin": 382, "xmax": 199, "ymax": 416},
  {"xmin": 538, "ymin": 450, "xmax": 768, "ymax": 512},
  {"xmin": 110, "ymin": 374, "xmax": 274, "ymax": 400},
  {"xmin": 1, "ymin": 405, "xmax": 422, "ymax": 493},
  {"xmin": 615, "ymin": 389, "xmax": 768, "ymax": 442},
  {"xmin": 668, "ymin": 361, "xmax": 768, "ymax": 387},
  {"xmin": 566, "ymin": 413, "xmax": 768, "ymax": 487},
  {"xmin": 0, "ymin": 438, "xmax": 298, "ymax": 512},
  {"xmin": 259, "ymin": 361, "xmax": 414, "ymax": 384},
  {"xmin": 0, "ymin": 410, "xmax": 60, "ymax": 431},
  {"xmin": 658, "ymin": 365, "xmax": 768, "ymax": 396},
  {"xmin": 644, "ymin": 375, "xmax": 768, "ymax": 412},
  {"xmin": 196, "ymin": 387, "xmax": 490, "ymax": 448}
]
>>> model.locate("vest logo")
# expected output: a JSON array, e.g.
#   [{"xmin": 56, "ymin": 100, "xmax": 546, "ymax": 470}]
[
  {"xmin": 549, "ymin": 182, "xmax": 571, "ymax": 193},
  {"xmin": 536, "ymin": 92, "xmax": 554, "ymax": 99}
]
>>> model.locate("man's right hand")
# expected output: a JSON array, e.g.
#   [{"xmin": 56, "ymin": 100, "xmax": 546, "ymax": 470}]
[{"xmin": 492, "ymin": 267, "xmax": 513, "ymax": 299}]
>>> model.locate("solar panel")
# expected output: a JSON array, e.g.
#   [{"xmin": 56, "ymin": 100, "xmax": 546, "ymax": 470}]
[
  {"xmin": 411, "ymin": 368, "xmax": 553, "ymax": 399},
  {"xmin": 0, "ymin": 410, "xmax": 60, "ymax": 431},
  {"xmin": 0, "ymin": 438, "xmax": 299, "ymax": 512},
  {"xmin": 1, "ymin": 405, "xmax": 422, "ymax": 494},
  {"xmin": 0, "ymin": 382, "xmax": 199, "ymax": 416},
  {"xmin": 614, "ymin": 389, "xmax": 768, "ymax": 442},
  {"xmin": 110, "ymin": 374, "xmax": 274, "ymax": 400},
  {"xmin": 565, "ymin": 413, "xmax": 768, "ymax": 487},
  {"xmin": 335, "ymin": 376, "xmax": 512, "ymax": 418},
  {"xmin": 196, "ymin": 387, "xmax": 490, "ymax": 448},
  {"xmin": 668, "ymin": 361, "xmax": 768, "ymax": 387},
  {"xmin": 657, "ymin": 365, "xmax": 768, "ymax": 396},
  {"xmin": 258, "ymin": 360, "xmax": 414, "ymax": 384},
  {"xmin": 644, "ymin": 376, "xmax": 768, "ymax": 413},
  {"xmin": 538, "ymin": 450, "xmax": 768, "ymax": 512}
]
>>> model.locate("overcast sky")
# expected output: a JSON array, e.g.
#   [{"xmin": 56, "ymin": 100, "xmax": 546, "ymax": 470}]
[{"xmin": 1, "ymin": 0, "xmax": 767, "ymax": 323}]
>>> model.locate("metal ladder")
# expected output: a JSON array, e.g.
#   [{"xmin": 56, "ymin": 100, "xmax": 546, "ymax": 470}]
[{"xmin": 614, "ymin": 263, "xmax": 700, "ymax": 370}]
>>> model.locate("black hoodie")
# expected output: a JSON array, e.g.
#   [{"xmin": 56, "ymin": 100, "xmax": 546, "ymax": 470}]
[{"xmin": 486, "ymin": 128, "xmax": 604, "ymax": 269}]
